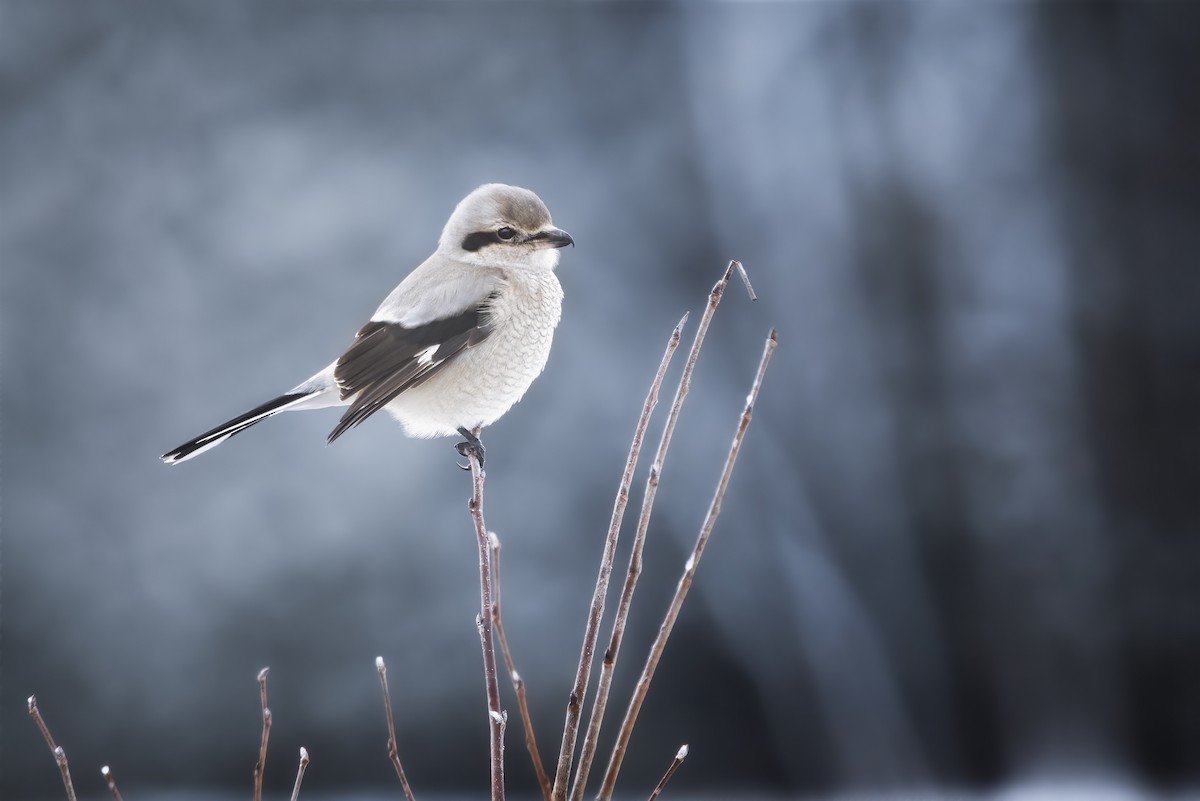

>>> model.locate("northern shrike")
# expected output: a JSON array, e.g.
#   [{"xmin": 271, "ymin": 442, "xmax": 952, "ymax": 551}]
[{"xmin": 162, "ymin": 183, "xmax": 572, "ymax": 468}]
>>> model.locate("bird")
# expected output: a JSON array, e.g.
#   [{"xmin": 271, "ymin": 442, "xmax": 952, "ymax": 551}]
[{"xmin": 161, "ymin": 183, "xmax": 573, "ymax": 469}]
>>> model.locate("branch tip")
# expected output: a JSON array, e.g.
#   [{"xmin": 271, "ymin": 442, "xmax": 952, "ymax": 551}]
[
  {"xmin": 290, "ymin": 745, "xmax": 311, "ymax": 801},
  {"xmin": 376, "ymin": 653, "xmax": 418, "ymax": 801},
  {"xmin": 254, "ymin": 668, "xmax": 272, "ymax": 801},
  {"xmin": 646, "ymin": 743, "xmax": 689, "ymax": 801},
  {"xmin": 101, "ymin": 763, "xmax": 124, "ymax": 801},
  {"xmin": 491, "ymin": 530, "xmax": 552, "ymax": 801},
  {"xmin": 732, "ymin": 259, "xmax": 757, "ymax": 300},
  {"xmin": 598, "ymin": 292, "xmax": 777, "ymax": 798}
]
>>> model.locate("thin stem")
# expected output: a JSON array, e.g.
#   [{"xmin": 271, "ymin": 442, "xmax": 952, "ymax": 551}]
[
  {"xmin": 27, "ymin": 695, "xmax": 77, "ymax": 801},
  {"xmin": 571, "ymin": 263, "xmax": 743, "ymax": 801},
  {"xmin": 491, "ymin": 532, "xmax": 552, "ymax": 801},
  {"xmin": 732, "ymin": 259, "xmax": 757, "ymax": 301},
  {"xmin": 254, "ymin": 667, "xmax": 271, "ymax": 801},
  {"xmin": 552, "ymin": 313, "xmax": 688, "ymax": 801},
  {"xmin": 647, "ymin": 745, "xmax": 688, "ymax": 801},
  {"xmin": 101, "ymin": 766, "xmax": 124, "ymax": 801},
  {"xmin": 289, "ymin": 747, "xmax": 310, "ymax": 801},
  {"xmin": 598, "ymin": 328, "xmax": 777, "ymax": 800},
  {"xmin": 376, "ymin": 656, "xmax": 419, "ymax": 801},
  {"xmin": 466, "ymin": 438, "xmax": 506, "ymax": 801}
]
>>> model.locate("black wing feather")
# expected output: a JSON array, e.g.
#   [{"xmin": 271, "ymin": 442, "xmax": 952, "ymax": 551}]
[{"xmin": 328, "ymin": 296, "xmax": 495, "ymax": 442}]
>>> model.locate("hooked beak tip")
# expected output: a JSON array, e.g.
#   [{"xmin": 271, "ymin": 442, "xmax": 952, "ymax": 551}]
[{"xmin": 536, "ymin": 227, "xmax": 574, "ymax": 249}]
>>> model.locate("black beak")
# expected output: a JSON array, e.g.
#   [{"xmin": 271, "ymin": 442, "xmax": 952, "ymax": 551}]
[{"xmin": 530, "ymin": 227, "xmax": 574, "ymax": 249}]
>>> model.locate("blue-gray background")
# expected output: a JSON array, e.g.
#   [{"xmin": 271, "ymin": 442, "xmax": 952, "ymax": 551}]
[{"xmin": 3, "ymin": 1, "xmax": 1199, "ymax": 799}]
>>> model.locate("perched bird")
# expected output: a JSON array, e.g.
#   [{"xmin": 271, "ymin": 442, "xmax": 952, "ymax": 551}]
[{"xmin": 161, "ymin": 183, "xmax": 572, "ymax": 468}]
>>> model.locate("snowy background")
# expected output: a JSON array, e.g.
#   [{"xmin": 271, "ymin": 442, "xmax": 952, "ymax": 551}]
[{"xmin": 3, "ymin": 2, "xmax": 1199, "ymax": 799}]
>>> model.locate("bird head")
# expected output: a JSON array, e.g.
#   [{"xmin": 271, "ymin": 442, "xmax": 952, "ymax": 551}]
[{"xmin": 439, "ymin": 183, "xmax": 574, "ymax": 271}]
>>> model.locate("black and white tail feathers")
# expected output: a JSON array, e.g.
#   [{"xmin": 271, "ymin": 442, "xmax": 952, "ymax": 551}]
[{"xmin": 160, "ymin": 392, "xmax": 313, "ymax": 464}]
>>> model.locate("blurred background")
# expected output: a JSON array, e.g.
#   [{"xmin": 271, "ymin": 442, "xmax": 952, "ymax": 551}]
[{"xmin": 3, "ymin": 1, "xmax": 1199, "ymax": 799}]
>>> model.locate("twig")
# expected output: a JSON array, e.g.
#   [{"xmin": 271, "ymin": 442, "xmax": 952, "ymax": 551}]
[
  {"xmin": 376, "ymin": 656, "xmax": 419, "ymax": 801},
  {"xmin": 289, "ymin": 747, "xmax": 310, "ymax": 801},
  {"xmin": 27, "ymin": 695, "xmax": 77, "ymax": 801},
  {"xmin": 465, "ymin": 436, "xmax": 506, "ymax": 801},
  {"xmin": 490, "ymin": 532, "xmax": 552, "ymax": 801},
  {"xmin": 732, "ymin": 260, "xmax": 757, "ymax": 301},
  {"xmin": 551, "ymin": 312, "xmax": 687, "ymax": 801},
  {"xmin": 570, "ymin": 263, "xmax": 745, "ymax": 801},
  {"xmin": 101, "ymin": 766, "xmax": 124, "ymax": 801},
  {"xmin": 647, "ymin": 745, "xmax": 688, "ymax": 801},
  {"xmin": 254, "ymin": 667, "xmax": 271, "ymax": 801},
  {"xmin": 597, "ymin": 328, "xmax": 777, "ymax": 799}
]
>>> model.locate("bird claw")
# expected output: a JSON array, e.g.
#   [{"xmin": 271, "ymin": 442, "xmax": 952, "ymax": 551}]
[{"xmin": 455, "ymin": 427, "xmax": 485, "ymax": 471}]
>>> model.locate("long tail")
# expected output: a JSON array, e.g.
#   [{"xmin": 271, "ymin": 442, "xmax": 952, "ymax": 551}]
[{"xmin": 161, "ymin": 392, "xmax": 314, "ymax": 464}]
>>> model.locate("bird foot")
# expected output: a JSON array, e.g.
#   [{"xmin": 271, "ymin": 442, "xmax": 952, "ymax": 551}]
[{"xmin": 455, "ymin": 427, "xmax": 485, "ymax": 471}]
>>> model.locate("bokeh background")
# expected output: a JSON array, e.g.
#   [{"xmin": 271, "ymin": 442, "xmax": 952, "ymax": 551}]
[{"xmin": 3, "ymin": 1, "xmax": 1199, "ymax": 799}]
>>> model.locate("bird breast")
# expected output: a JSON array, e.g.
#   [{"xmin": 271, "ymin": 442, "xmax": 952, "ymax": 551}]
[{"xmin": 383, "ymin": 269, "xmax": 564, "ymax": 438}]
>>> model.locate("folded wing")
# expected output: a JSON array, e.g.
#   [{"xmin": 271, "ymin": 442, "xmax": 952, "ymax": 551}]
[{"xmin": 327, "ymin": 295, "xmax": 496, "ymax": 443}]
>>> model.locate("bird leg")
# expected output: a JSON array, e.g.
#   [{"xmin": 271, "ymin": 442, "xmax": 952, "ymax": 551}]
[{"xmin": 456, "ymin": 426, "xmax": 485, "ymax": 471}]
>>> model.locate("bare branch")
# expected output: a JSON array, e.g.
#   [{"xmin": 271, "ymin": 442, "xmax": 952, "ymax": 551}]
[
  {"xmin": 490, "ymin": 532, "xmax": 552, "ymax": 801},
  {"xmin": 647, "ymin": 745, "xmax": 688, "ymax": 801},
  {"xmin": 376, "ymin": 657, "xmax": 419, "ymax": 801},
  {"xmin": 101, "ymin": 765, "xmax": 124, "ymax": 801},
  {"xmin": 551, "ymin": 313, "xmax": 687, "ymax": 801},
  {"xmin": 289, "ymin": 747, "xmax": 310, "ymax": 801},
  {"xmin": 27, "ymin": 696, "xmax": 77, "ymax": 801},
  {"xmin": 732, "ymin": 260, "xmax": 757, "ymax": 301},
  {"xmin": 571, "ymin": 263, "xmax": 744, "ymax": 801},
  {"xmin": 254, "ymin": 667, "xmax": 271, "ymax": 801},
  {"xmin": 599, "ymin": 328, "xmax": 778, "ymax": 799},
  {"xmin": 465, "ymin": 437, "xmax": 507, "ymax": 801}
]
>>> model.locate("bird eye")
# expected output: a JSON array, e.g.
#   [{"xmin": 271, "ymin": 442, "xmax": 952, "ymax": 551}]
[{"xmin": 497, "ymin": 227, "xmax": 516, "ymax": 241}]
